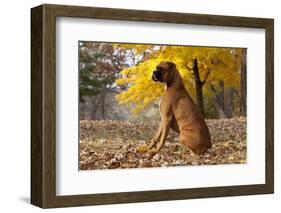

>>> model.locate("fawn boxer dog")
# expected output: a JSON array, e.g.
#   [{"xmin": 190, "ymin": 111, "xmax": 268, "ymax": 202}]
[{"xmin": 148, "ymin": 61, "xmax": 211, "ymax": 154}]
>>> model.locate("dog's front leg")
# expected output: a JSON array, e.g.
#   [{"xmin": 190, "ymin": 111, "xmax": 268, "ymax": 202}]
[
  {"xmin": 154, "ymin": 117, "xmax": 172, "ymax": 153},
  {"xmin": 147, "ymin": 121, "xmax": 163, "ymax": 149}
]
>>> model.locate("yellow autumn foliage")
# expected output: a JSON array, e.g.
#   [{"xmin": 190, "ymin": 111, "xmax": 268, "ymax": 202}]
[{"xmin": 115, "ymin": 44, "xmax": 242, "ymax": 114}]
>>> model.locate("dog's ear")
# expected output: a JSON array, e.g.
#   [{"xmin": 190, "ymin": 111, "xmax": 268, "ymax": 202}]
[{"xmin": 167, "ymin": 62, "xmax": 176, "ymax": 70}]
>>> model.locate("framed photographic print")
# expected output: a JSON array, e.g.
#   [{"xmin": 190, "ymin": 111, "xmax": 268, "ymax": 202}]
[{"xmin": 31, "ymin": 4, "xmax": 274, "ymax": 208}]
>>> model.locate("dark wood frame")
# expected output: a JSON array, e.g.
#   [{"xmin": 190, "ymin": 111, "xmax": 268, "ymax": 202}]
[{"xmin": 31, "ymin": 4, "xmax": 274, "ymax": 208}]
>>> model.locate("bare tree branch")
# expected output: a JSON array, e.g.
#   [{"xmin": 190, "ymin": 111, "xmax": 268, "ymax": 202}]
[{"xmin": 202, "ymin": 69, "xmax": 211, "ymax": 85}]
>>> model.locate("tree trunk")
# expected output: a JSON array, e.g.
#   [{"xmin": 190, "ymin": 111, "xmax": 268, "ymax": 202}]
[
  {"xmin": 192, "ymin": 59, "xmax": 204, "ymax": 115},
  {"xmin": 240, "ymin": 49, "xmax": 247, "ymax": 116},
  {"xmin": 195, "ymin": 82, "xmax": 204, "ymax": 115},
  {"xmin": 225, "ymin": 89, "xmax": 233, "ymax": 118},
  {"xmin": 79, "ymin": 102, "xmax": 85, "ymax": 120},
  {"xmin": 211, "ymin": 80, "xmax": 227, "ymax": 119},
  {"xmin": 100, "ymin": 91, "xmax": 106, "ymax": 120},
  {"xmin": 90, "ymin": 97, "xmax": 98, "ymax": 120},
  {"xmin": 214, "ymin": 102, "xmax": 227, "ymax": 118}
]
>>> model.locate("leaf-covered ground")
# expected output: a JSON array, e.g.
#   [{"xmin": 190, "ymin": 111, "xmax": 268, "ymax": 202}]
[{"xmin": 79, "ymin": 117, "xmax": 246, "ymax": 170}]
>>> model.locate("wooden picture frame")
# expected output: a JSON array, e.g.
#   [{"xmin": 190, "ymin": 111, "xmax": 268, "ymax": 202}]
[{"xmin": 31, "ymin": 4, "xmax": 274, "ymax": 208}]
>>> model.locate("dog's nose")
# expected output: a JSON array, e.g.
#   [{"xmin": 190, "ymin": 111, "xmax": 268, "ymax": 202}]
[{"xmin": 152, "ymin": 71, "xmax": 159, "ymax": 82}]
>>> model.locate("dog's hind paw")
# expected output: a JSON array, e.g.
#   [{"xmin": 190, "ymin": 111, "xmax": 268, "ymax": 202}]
[{"xmin": 137, "ymin": 145, "xmax": 150, "ymax": 153}]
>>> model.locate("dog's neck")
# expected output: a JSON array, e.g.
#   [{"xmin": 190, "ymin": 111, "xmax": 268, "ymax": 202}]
[{"xmin": 166, "ymin": 70, "xmax": 185, "ymax": 90}]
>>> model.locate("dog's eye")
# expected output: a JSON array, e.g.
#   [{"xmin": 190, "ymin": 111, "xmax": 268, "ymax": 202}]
[{"xmin": 156, "ymin": 66, "xmax": 162, "ymax": 70}]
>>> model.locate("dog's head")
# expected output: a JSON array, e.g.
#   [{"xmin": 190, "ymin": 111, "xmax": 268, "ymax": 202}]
[{"xmin": 152, "ymin": 61, "xmax": 176, "ymax": 83}]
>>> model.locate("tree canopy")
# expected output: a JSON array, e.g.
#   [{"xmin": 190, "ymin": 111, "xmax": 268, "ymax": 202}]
[{"xmin": 115, "ymin": 44, "xmax": 243, "ymax": 115}]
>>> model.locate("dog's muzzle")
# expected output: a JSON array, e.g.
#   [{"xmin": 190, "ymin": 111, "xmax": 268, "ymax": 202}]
[{"xmin": 152, "ymin": 70, "xmax": 163, "ymax": 82}]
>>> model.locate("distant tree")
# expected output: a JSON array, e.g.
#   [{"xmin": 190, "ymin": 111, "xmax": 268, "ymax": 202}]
[
  {"xmin": 239, "ymin": 48, "xmax": 247, "ymax": 116},
  {"xmin": 79, "ymin": 42, "xmax": 128, "ymax": 119}
]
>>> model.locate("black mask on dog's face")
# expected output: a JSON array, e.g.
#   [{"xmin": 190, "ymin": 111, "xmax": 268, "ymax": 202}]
[
  {"xmin": 152, "ymin": 62, "xmax": 175, "ymax": 83},
  {"xmin": 152, "ymin": 68, "xmax": 164, "ymax": 82}
]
